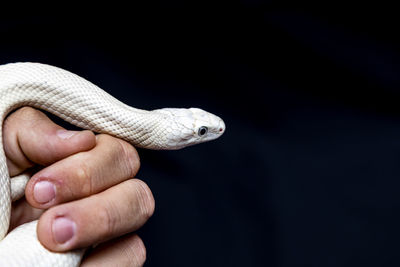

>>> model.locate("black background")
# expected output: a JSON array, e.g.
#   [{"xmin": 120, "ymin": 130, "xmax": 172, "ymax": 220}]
[{"xmin": 2, "ymin": 3, "xmax": 400, "ymax": 267}]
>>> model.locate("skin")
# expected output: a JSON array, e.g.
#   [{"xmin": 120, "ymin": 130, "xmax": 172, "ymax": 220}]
[{"xmin": 2, "ymin": 107, "xmax": 154, "ymax": 267}]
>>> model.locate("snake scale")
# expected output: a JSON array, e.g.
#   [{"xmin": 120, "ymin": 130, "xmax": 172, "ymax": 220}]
[{"xmin": 0, "ymin": 62, "xmax": 225, "ymax": 266}]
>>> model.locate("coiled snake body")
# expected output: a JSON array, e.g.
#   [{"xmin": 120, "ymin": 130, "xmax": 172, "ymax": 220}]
[{"xmin": 0, "ymin": 63, "xmax": 225, "ymax": 266}]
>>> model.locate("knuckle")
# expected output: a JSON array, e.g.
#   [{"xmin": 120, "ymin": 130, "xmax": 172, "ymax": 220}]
[
  {"xmin": 75, "ymin": 161, "xmax": 93, "ymax": 196},
  {"xmin": 130, "ymin": 179, "xmax": 155, "ymax": 220},
  {"xmin": 4, "ymin": 107, "xmax": 39, "ymax": 129},
  {"xmin": 96, "ymin": 199, "xmax": 120, "ymax": 239},
  {"xmin": 97, "ymin": 134, "xmax": 140, "ymax": 178},
  {"xmin": 116, "ymin": 139, "xmax": 140, "ymax": 178},
  {"xmin": 14, "ymin": 106, "xmax": 41, "ymax": 118},
  {"xmin": 12, "ymin": 107, "xmax": 47, "ymax": 126},
  {"xmin": 121, "ymin": 235, "xmax": 146, "ymax": 266},
  {"xmin": 131, "ymin": 236, "xmax": 147, "ymax": 266}
]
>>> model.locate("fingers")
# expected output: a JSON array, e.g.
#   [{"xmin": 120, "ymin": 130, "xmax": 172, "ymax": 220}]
[
  {"xmin": 25, "ymin": 134, "xmax": 140, "ymax": 209},
  {"xmin": 3, "ymin": 107, "xmax": 96, "ymax": 176},
  {"xmin": 37, "ymin": 179, "xmax": 155, "ymax": 252},
  {"xmin": 5, "ymin": 107, "xmax": 151, "ymax": 265},
  {"xmin": 81, "ymin": 234, "xmax": 146, "ymax": 267}
]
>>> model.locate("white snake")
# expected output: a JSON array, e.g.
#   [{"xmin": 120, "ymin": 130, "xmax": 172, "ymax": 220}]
[{"xmin": 0, "ymin": 62, "xmax": 225, "ymax": 266}]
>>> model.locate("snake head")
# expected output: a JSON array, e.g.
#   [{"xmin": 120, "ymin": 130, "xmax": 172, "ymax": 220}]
[{"xmin": 156, "ymin": 107, "xmax": 225, "ymax": 149}]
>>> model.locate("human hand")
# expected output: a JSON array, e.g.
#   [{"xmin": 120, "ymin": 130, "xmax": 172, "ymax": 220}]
[{"xmin": 3, "ymin": 107, "xmax": 155, "ymax": 266}]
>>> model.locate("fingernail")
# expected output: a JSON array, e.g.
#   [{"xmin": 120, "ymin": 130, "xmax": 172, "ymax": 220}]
[
  {"xmin": 52, "ymin": 217, "xmax": 76, "ymax": 244},
  {"xmin": 33, "ymin": 181, "xmax": 56, "ymax": 204},
  {"xmin": 56, "ymin": 129, "xmax": 78, "ymax": 140}
]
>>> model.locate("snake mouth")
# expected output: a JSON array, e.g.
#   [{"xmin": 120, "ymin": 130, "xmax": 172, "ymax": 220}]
[{"xmin": 218, "ymin": 119, "xmax": 226, "ymax": 135}]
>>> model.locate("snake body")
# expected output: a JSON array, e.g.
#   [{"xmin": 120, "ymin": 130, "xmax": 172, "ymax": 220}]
[{"xmin": 0, "ymin": 62, "xmax": 225, "ymax": 266}]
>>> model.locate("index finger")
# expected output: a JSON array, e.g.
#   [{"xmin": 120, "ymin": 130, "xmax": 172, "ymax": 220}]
[{"xmin": 3, "ymin": 107, "xmax": 96, "ymax": 176}]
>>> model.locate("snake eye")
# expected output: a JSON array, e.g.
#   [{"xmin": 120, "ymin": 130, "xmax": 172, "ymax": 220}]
[{"xmin": 198, "ymin": 126, "xmax": 208, "ymax": 136}]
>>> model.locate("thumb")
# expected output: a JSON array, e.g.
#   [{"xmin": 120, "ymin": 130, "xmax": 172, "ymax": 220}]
[{"xmin": 3, "ymin": 107, "xmax": 96, "ymax": 176}]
